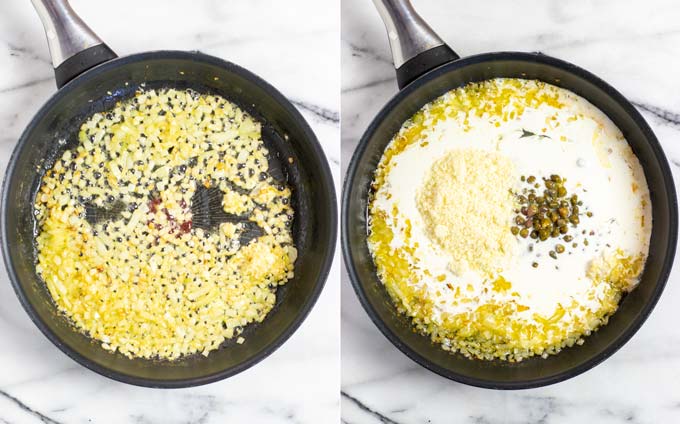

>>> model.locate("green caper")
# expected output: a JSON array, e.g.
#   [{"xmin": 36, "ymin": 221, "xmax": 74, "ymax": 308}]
[
  {"xmin": 555, "ymin": 244, "xmax": 565, "ymax": 254},
  {"xmin": 584, "ymin": 239, "xmax": 589, "ymax": 246},
  {"xmin": 549, "ymin": 250, "xmax": 557, "ymax": 259},
  {"xmin": 532, "ymin": 262, "xmax": 539, "ymax": 268},
  {"xmin": 563, "ymin": 235, "xmax": 573, "ymax": 242},
  {"xmin": 586, "ymin": 211, "xmax": 593, "ymax": 217},
  {"xmin": 514, "ymin": 173, "xmax": 585, "ymax": 245},
  {"xmin": 572, "ymin": 242, "xmax": 578, "ymax": 248}
]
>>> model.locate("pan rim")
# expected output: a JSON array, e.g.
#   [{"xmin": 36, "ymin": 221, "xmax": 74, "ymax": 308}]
[
  {"xmin": 1, "ymin": 50, "xmax": 338, "ymax": 388},
  {"xmin": 341, "ymin": 50, "xmax": 678, "ymax": 390}
]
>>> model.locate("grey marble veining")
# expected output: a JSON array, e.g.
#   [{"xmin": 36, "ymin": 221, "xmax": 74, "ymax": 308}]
[
  {"xmin": 341, "ymin": 0, "xmax": 680, "ymax": 423},
  {"xmin": 0, "ymin": 0, "xmax": 339, "ymax": 423}
]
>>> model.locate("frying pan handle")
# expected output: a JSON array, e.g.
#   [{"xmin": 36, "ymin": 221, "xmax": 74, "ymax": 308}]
[
  {"xmin": 373, "ymin": 0, "xmax": 459, "ymax": 89},
  {"xmin": 30, "ymin": 0, "xmax": 117, "ymax": 88}
]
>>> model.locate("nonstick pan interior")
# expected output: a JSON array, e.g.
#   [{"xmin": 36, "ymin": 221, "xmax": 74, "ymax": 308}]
[
  {"xmin": 343, "ymin": 52, "xmax": 677, "ymax": 389},
  {"xmin": 2, "ymin": 51, "xmax": 336, "ymax": 387}
]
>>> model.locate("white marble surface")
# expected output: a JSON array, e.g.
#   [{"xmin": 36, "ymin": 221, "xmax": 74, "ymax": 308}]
[
  {"xmin": 341, "ymin": 0, "xmax": 680, "ymax": 423},
  {"xmin": 0, "ymin": 0, "xmax": 339, "ymax": 423}
]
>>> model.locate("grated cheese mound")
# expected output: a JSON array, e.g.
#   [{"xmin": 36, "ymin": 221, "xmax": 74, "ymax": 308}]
[
  {"xmin": 34, "ymin": 88, "xmax": 296, "ymax": 360},
  {"xmin": 416, "ymin": 149, "xmax": 516, "ymax": 275}
]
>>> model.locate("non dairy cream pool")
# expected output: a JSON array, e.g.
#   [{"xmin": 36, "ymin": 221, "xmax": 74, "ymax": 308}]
[{"xmin": 367, "ymin": 78, "xmax": 652, "ymax": 361}]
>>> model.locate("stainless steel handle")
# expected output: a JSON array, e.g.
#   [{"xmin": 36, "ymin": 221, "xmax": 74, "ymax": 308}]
[
  {"xmin": 372, "ymin": 0, "xmax": 446, "ymax": 68},
  {"xmin": 30, "ymin": 0, "xmax": 105, "ymax": 67}
]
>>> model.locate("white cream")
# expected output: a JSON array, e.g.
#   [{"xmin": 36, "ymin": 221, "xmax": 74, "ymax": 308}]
[{"xmin": 373, "ymin": 84, "xmax": 652, "ymax": 326}]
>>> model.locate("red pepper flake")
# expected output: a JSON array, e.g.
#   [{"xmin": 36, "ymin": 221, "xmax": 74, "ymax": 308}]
[
  {"xmin": 179, "ymin": 220, "xmax": 192, "ymax": 235},
  {"xmin": 162, "ymin": 207, "xmax": 173, "ymax": 222},
  {"xmin": 148, "ymin": 197, "xmax": 162, "ymax": 213}
]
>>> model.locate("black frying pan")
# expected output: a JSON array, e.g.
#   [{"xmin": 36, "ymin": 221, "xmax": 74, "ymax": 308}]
[
  {"xmin": 343, "ymin": 0, "xmax": 677, "ymax": 389},
  {"xmin": 1, "ymin": 0, "xmax": 336, "ymax": 387}
]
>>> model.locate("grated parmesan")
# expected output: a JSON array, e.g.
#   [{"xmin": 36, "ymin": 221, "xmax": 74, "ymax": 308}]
[{"xmin": 416, "ymin": 149, "xmax": 516, "ymax": 275}]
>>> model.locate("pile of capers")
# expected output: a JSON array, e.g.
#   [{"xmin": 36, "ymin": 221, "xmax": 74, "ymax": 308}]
[{"xmin": 511, "ymin": 174, "xmax": 590, "ymax": 250}]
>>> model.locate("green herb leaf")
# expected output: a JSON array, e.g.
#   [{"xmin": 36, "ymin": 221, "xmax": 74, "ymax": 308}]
[
  {"xmin": 520, "ymin": 129, "xmax": 536, "ymax": 138},
  {"xmin": 519, "ymin": 129, "xmax": 552, "ymax": 140}
]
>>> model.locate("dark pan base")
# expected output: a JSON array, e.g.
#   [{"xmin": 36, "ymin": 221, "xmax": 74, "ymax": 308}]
[
  {"xmin": 343, "ymin": 52, "xmax": 677, "ymax": 389},
  {"xmin": 2, "ymin": 51, "xmax": 337, "ymax": 388}
]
